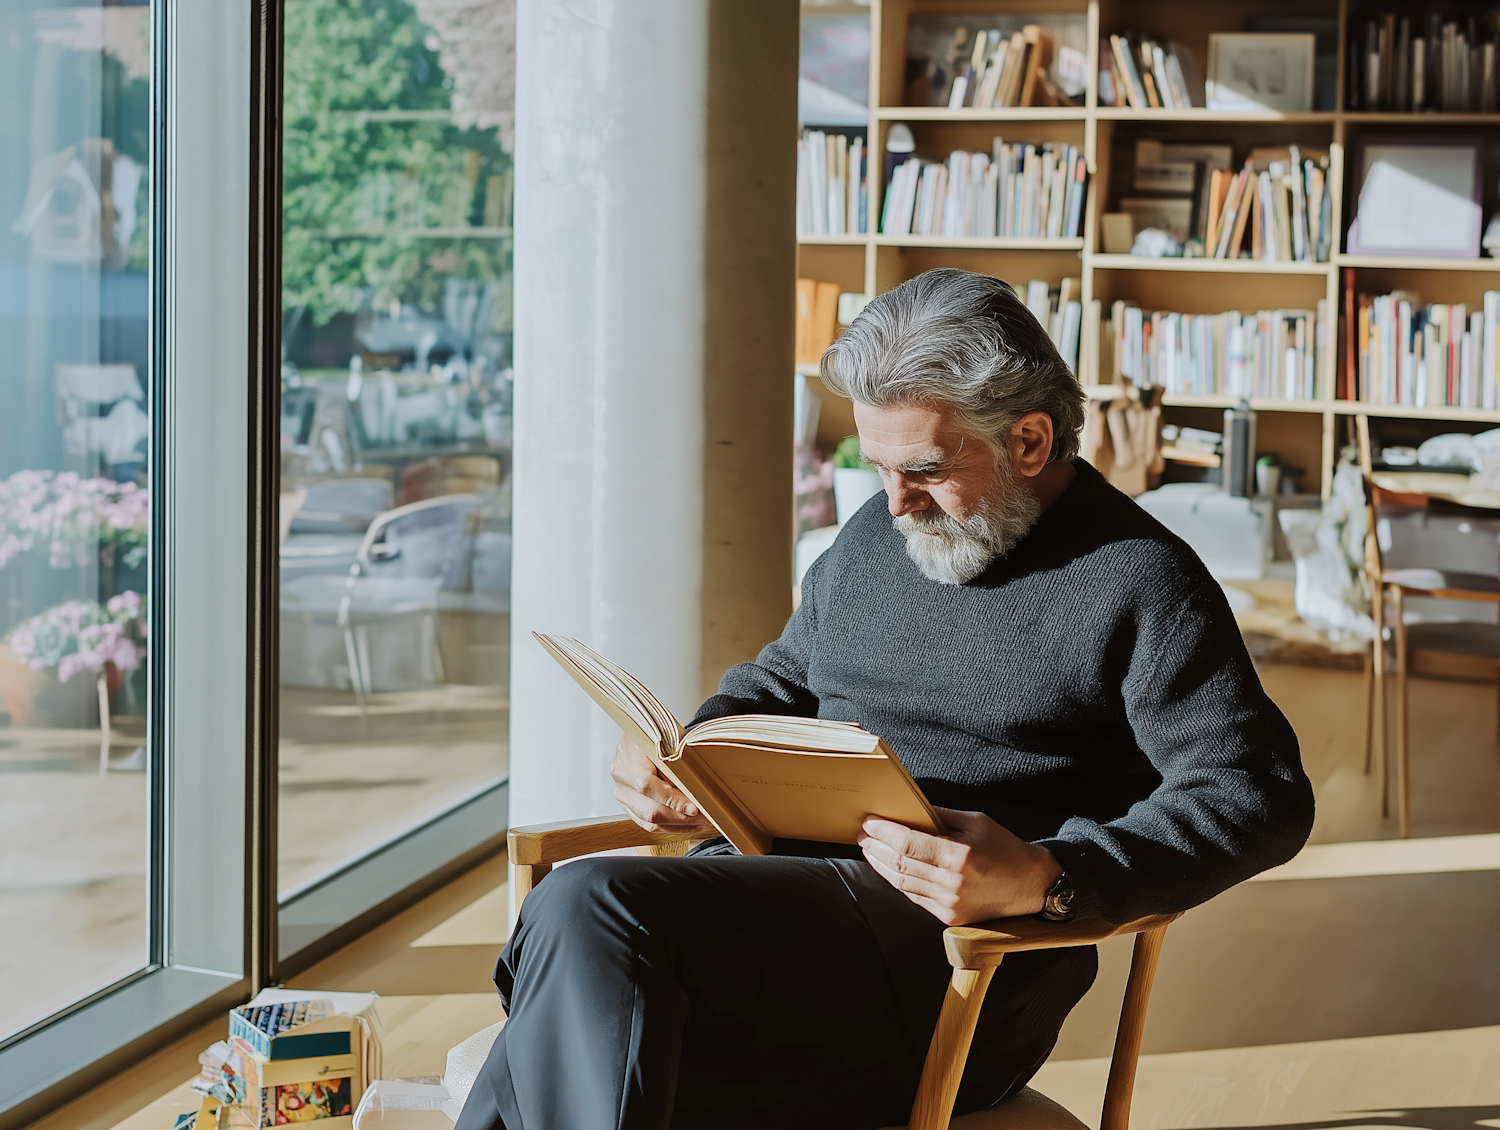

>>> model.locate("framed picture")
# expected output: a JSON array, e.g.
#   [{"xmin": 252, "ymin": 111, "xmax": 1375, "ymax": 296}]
[
  {"xmin": 1347, "ymin": 135, "xmax": 1484, "ymax": 259},
  {"xmin": 1120, "ymin": 197, "xmax": 1193, "ymax": 244},
  {"xmin": 1206, "ymin": 33, "xmax": 1315, "ymax": 113}
]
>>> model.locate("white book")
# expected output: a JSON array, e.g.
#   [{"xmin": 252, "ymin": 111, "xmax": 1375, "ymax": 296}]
[
  {"xmin": 966, "ymin": 152, "xmax": 990, "ymax": 235},
  {"xmin": 1059, "ymin": 301, "xmax": 1082, "ymax": 375},
  {"xmin": 809, "ymin": 131, "xmax": 827, "ymax": 234},
  {"xmin": 1026, "ymin": 279, "xmax": 1051, "ymax": 327},
  {"xmin": 980, "ymin": 162, "xmax": 998, "ymax": 237},
  {"xmin": 942, "ymin": 152, "xmax": 966, "ymax": 238},
  {"xmin": 848, "ymin": 137, "xmax": 864, "ymax": 235},
  {"xmin": 1484, "ymin": 292, "xmax": 1499, "ymax": 410},
  {"xmin": 795, "ymin": 140, "xmax": 811, "ymax": 236},
  {"xmin": 829, "ymin": 134, "xmax": 847, "ymax": 236}
]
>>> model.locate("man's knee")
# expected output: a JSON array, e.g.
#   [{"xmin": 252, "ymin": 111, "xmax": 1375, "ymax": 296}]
[{"xmin": 518, "ymin": 856, "xmax": 674, "ymax": 948}]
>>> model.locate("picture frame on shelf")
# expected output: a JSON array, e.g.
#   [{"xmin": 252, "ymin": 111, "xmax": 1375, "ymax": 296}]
[
  {"xmin": 1346, "ymin": 135, "xmax": 1484, "ymax": 259},
  {"xmin": 1205, "ymin": 33, "xmax": 1315, "ymax": 113}
]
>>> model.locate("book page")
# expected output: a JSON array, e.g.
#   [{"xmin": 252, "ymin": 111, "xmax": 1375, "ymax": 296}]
[{"xmin": 533, "ymin": 633, "xmax": 769, "ymax": 854}]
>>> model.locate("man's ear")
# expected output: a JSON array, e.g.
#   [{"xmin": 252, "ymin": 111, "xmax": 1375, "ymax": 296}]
[{"xmin": 1010, "ymin": 411, "xmax": 1054, "ymax": 478}]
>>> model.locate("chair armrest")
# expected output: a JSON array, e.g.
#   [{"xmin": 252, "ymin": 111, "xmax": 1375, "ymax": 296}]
[
  {"xmin": 943, "ymin": 911, "xmax": 1181, "ymax": 970},
  {"xmin": 508, "ymin": 814, "xmax": 703, "ymax": 866}
]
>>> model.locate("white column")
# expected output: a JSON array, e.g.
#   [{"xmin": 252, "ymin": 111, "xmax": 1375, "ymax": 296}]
[{"xmin": 509, "ymin": 1, "xmax": 798, "ymax": 832}]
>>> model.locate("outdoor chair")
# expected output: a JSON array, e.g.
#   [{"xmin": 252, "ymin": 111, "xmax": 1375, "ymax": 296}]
[
  {"xmin": 288, "ymin": 476, "xmax": 395, "ymax": 535},
  {"xmin": 281, "ymin": 493, "xmax": 480, "ymax": 723},
  {"xmin": 508, "ymin": 814, "xmax": 1179, "ymax": 1130},
  {"xmin": 1355, "ymin": 415, "xmax": 1500, "ymax": 836}
]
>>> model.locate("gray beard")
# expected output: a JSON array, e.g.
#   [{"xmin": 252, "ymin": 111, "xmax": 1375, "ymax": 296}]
[{"xmin": 893, "ymin": 470, "xmax": 1042, "ymax": 585}]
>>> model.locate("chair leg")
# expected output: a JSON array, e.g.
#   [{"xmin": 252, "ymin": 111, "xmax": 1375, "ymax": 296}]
[
  {"xmin": 1361, "ymin": 643, "xmax": 1374, "ymax": 774},
  {"xmin": 907, "ymin": 965, "xmax": 996, "ymax": 1130},
  {"xmin": 1372, "ymin": 596, "xmax": 1388, "ymax": 818},
  {"xmin": 427, "ymin": 612, "xmax": 448, "ymax": 685},
  {"xmin": 1101, "ymin": 926, "xmax": 1170, "ymax": 1130},
  {"xmin": 1393, "ymin": 588, "xmax": 1410, "ymax": 838},
  {"xmin": 343, "ymin": 626, "xmax": 370, "ymax": 733}
]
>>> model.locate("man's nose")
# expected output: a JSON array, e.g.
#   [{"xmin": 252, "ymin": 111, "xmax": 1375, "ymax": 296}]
[{"xmin": 886, "ymin": 477, "xmax": 928, "ymax": 516}]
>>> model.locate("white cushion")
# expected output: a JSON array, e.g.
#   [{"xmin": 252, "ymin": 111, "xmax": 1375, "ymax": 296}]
[{"xmin": 875, "ymin": 1086, "xmax": 1089, "ymax": 1130}]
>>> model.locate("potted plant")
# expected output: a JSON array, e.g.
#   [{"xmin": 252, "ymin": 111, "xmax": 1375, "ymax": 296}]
[
  {"xmin": 831, "ymin": 435, "xmax": 882, "ymax": 525},
  {"xmin": 1, "ymin": 594, "xmax": 146, "ymax": 760}
]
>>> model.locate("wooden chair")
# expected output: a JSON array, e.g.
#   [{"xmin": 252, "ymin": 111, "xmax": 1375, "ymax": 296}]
[
  {"xmin": 1354, "ymin": 415, "xmax": 1500, "ymax": 836},
  {"xmin": 510, "ymin": 815, "xmax": 1180, "ymax": 1130}
]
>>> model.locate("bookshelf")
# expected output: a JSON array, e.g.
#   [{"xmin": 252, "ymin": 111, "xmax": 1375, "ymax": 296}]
[{"xmin": 795, "ymin": 0, "xmax": 1500, "ymax": 497}]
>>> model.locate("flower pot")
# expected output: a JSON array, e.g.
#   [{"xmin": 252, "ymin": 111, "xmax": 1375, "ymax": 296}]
[{"xmin": 833, "ymin": 468, "xmax": 882, "ymax": 526}]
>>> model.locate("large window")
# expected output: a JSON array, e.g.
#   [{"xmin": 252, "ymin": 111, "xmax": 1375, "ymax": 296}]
[
  {"xmin": 275, "ymin": 0, "xmax": 513, "ymax": 961},
  {"xmin": 0, "ymin": 0, "xmax": 153, "ymax": 1045},
  {"xmin": 1, "ymin": 2, "xmax": 252, "ymax": 1120}
]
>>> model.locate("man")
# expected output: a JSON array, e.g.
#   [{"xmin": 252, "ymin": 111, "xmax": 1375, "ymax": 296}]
[{"xmin": 457, "ymin": 268, "xmax": 1314, "ymax": 1130}]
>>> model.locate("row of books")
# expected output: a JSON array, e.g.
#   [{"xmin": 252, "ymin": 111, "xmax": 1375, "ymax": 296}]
[
  {"xmin": 903, "ymin": 18, "xmax": 1087, "ymax": 109},
  {"xmin": 1023, "ymin": 277, "xmax": 1083, "ymax": 374},
  {"xmin": 1100, "ymin": 34, "xmax": 1198, "ymax": 109},
  {"xmin": 935, "ymin": 26, "xmax": 1069, "ymax": 109},
  {"xmin": 796, "ymin": 129, "xmax": 868, "ymax": 237},
  {"xmin": 1348, "ymin": 287, "xmax": 1500, "ymax": 410},
  {"xmin": 1109, "ymin": 299, "xmax": 1332, "ymax": 401},
  {"xmin": 1201, "ymin": 149, "xmax": 1332, "ymax": 263},
  {"xmin": 1348, "ymin": 13, "xmax": 1500, "ymax": 112},
  {"xmin": 881, "ymin": 141, "xmax": 1087, "ymax": 241}
]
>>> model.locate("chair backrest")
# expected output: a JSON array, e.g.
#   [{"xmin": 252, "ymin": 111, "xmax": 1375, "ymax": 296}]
[
  {"xmin": 292, "ymin": 477, "xmax": 395, "ymax": 534},
  {"xmin": 357, "ymin": 493, "xmax": 480, "ymax": 589}
]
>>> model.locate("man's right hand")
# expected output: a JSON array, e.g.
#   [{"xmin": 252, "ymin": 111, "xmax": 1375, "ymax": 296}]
[{"xmin": 611, "ymin": 735, "xmax": 718, "ymax": 836}]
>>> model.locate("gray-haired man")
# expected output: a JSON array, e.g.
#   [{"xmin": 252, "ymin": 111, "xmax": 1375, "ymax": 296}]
[{"xmin": 457, "ymin": 268, "xmax": 1314, "ymax": 1130}]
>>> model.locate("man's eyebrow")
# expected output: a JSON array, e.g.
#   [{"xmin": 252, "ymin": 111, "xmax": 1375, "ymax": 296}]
[{"xmin": 861, "ymin": 447, "xmax": 953, "ymax": 473}]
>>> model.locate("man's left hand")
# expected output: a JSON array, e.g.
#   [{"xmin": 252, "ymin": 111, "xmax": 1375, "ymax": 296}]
[{"xmin": 857, "ymin": 807, "xmax": 1064, "ymax": 926}]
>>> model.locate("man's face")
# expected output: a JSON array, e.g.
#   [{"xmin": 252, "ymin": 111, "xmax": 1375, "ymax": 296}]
[
  {"xmin": 853, "ymin": 400, "xmax": 1042, "ymax": 584},
  {"xmin": 854, "ymin": 400, "xmax": 1001, "ymax": 522}
]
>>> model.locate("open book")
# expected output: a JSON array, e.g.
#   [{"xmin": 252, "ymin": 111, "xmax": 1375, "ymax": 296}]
[{"xmin": 535, "ymin": 633, "xmax": 944, "ymax": 855}]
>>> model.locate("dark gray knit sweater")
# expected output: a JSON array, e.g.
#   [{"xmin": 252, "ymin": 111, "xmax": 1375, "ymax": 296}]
[{"xmin": 691, "ymin": 459, "xmax": 1314, "ymax": 925}]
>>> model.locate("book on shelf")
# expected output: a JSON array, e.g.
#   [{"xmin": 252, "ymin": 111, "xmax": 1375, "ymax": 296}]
[
  {"xmin": 796, "ymin": 129, "xmax": 868, "ymax": 238},
  {"xmin": 1348, "ymin": 287, "xmax": 1500, "ymax": 410},
  {"xmin": 1116, "ymin": 142, "xmax": 1330, "ymax": 260},
  {"xmin": 1103, "ymin": 34, "xmax": 1202, "ymax": 109},
  {"xmin": 904, "ymin": 15, "xmax": 1088, "ymax": 108},
  {"xmin": 1107, "ymin": 298, "xmax": 1330, "ymax": 401},
  {"xmin": 795, "ymin": 277, "xmax": 841, "ymax": 367},
  {"xmin": 534, "ymin": 633, "xmax": 944, "ymax": 855},
  {"xmin": 1020, "ymin": 277, "xmax": 1082, "ymax": 375},
  {"xmin": 881, "ymin": 140, "xmax": 1087, "ymax": 240},
  {"xmin": 1348, "ymin": 12, "xmax": 1499, "ymax": 112}
]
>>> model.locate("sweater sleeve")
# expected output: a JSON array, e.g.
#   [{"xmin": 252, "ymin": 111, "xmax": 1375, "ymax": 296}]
[
  {"xmin": 688, "ymin": 548, "xmax": 830, "ymax": 727},
  {"xmin": 1034, "ymin": 569, "xmax": 1316, "ymax": 925}
]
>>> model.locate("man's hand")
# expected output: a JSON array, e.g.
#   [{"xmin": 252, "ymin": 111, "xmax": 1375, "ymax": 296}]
[
  {"xmin": 610, "ymin": 735, "xmax": 717, "ymax": 836},
  {"xmin": 857, "ymin": 807, "xmax": 1063, "ymax": 926}
]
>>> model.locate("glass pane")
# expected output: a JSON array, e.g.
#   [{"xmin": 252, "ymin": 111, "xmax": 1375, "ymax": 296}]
[
  {"xmin": 0, "ymin": 2, "xmax": 153, "ymax": 1040},
  {"xmin": 278, "ymin": 0, "xmax": 512, "ymax": 902}
]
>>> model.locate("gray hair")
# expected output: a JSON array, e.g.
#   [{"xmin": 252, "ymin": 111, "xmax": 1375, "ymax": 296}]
[{"xmin": 819, "ymin": 268, "xmax": 1086, "ymax": 463}]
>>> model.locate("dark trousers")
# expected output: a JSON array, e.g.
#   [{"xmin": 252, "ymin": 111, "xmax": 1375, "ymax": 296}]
[{"xmin": 455, "ymin": 849, "xmax": 1095, "ymax": 1130}]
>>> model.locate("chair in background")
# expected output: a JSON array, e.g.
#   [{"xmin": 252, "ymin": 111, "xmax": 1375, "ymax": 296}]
[
  {"xmin": 1355, "ymin": 416, "xmax": 1500, "ymax": 836},
  {"xmin": 281, "ymin": 493, "xmax": 480, "ymax": 725},
  {"xmin": 508, "ymin": 815, "xmax": 1179, "ymax": 1130},
  {"xmin": 288, "ymin": 476, "xmax": 394, "ymax": 535}
]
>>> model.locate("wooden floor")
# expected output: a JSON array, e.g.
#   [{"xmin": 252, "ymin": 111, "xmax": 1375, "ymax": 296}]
[{"xmin": 27, "ymin": 663, "xmax": 1500, "ymax": 1130}]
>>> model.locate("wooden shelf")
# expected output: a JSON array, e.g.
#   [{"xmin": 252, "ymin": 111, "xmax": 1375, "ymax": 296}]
[
  {"xmin": 875, "ymin": 106, "xmax": 1087, "ymax": 122},
  {"xmin": 1093, "ymin": 108, "xmax": 1337, "ymax": 123},
  {"xmin": 1161, "ymin": 445, "xmax": 1221, "ymax": 467},
  {"xmin": 1342, "ymin": 112, "xmax": 1500, "ymax": 124},
  {"xmin": 1086, "ymin": 388, "xmax": 1330, "ymax": 414},
  {"xmin": 1336, "ymin": 255, "xmax": 1500, "ymax": 272},
  {"xmin": 1089, "ymin": 255, "xmax": 1332, "ymax": 275},
  {"xmin": 797, "ymin": 234, "xmax": 867, "ymax": 246},
  {"xmin": 1332, "ymin": 402, "xmax": 1500, "ymax": 423},
  {"xmin": 876, "ymin": 235, "xmax": 1083, "ymax": 250}
]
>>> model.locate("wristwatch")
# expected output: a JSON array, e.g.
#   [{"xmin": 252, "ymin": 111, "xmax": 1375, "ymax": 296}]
[{"xmin": 1039, "ymin": 873, "xmax": 1077, "ymax": 922}]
